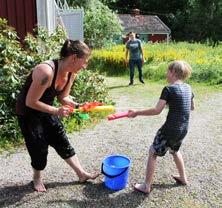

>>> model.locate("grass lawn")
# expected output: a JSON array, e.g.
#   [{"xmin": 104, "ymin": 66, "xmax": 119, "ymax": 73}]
[{"xmin": 105, "ymin": 76, "xmax": 222, "ymax": 108}]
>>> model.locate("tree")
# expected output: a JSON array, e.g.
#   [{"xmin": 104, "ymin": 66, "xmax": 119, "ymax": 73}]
[
  {"xmin": 66, "ymin": 0, "xmax": 222, "ymax": 43},
  {"xmin": 103, "ymin": 0, "xmax": 191, "ymax": 40},
  {"xmin": 66, "ymin": 0, "xmax": 122, "ymax": 48},
  {"xmin": 187, "ymin": 0, "xmax": 222, "ymax": 45},
  {"xmin": 103, "ymin": 0, "xmax": 222, "ymax": 43}
]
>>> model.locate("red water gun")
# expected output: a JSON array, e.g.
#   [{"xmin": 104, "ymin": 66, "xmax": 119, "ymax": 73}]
[{"xmin": 79, "ymin": 102, "xmax": 103, "ymax": 112}]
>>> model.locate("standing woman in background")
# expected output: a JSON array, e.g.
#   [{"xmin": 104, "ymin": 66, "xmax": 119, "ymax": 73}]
[
  {"xmin": 16, "ymin": 39, "xmax": 99, "ymax": 192},
  {"xmin": 125, "ymin": 32, "xmax": 145, "ymax": 85}
]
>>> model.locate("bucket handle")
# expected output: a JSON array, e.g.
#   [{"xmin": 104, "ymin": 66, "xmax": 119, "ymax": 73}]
[{"xmin": 101, "ymin": 164, "xmax": 128, "ymax": 178}]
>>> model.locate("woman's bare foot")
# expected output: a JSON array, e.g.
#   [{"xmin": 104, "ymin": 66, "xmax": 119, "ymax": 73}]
[
  {"xmin": 79, "ymin": 172, "xmax": 100, "ymax": 182},
  {"xmin": 172, "ymin": 175, "xmax": 188, "ymax": 185},
  {"xmin": 134, "ymin": 183, "xmax": 151, "ymax": 194},
  {"xmin": 32, "ymin": 179, "xmax": 47, "ymax": 192}
]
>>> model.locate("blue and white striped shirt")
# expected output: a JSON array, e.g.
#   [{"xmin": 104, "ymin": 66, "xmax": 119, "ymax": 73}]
[{"xmin": 160, "ymin": 83, "xmax": 193, "ymax": 130}]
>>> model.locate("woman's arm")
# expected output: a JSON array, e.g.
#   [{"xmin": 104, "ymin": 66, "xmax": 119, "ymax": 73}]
[
  {"xmin": 125, "ymin": 48, "xmax": 129, "ymax": 65},
  {"xmin": 25, "ymin": 64, "xmax": 70, "ymax": 116},
  {"xmin": 128, "ymin": 99, "xmax": 167, "ymax": 118},
  {"xmin": 141, "ymin": 46, "xmax": 145, "ymax": 64}
]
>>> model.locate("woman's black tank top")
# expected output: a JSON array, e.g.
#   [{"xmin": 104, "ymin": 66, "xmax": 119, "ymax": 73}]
[{"xmin": 16, "ymin": 60, "xmax": 71, "ymax": 116}]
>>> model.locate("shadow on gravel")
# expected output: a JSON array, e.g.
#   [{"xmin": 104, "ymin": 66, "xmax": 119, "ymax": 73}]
[
  {"xmin": 108, "ymin": 84, "xmax": 140, "ymax": 90},
  {"xmin": 152, "ymin": 182, "xmax": 180, "ymax": 190},
  {"xmin": 108, "ymin": 85, "xmax": 130, "ymax": 90},
  {"xmin": 47, "ymin": 182, "xmax": 147, "ymax": 208},
  {"xmin": 0, "ymin": 181, "xmax": 78, "ymax": 207},
  {"xmin": 0, "ymin": 181, "xmax": 179, "ymax": 207},
  {"xmin": 0, "ymin": 182, "xmax": 33, "ymax": 207}
]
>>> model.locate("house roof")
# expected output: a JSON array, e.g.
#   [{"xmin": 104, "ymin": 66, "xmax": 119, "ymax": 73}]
[{"xmin": 118, "ymin": 14, "xmax": 171, "ymax": 34}]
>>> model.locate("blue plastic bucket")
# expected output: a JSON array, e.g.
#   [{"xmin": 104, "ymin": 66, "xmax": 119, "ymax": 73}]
[{"xmin": 101, "ymin": 155, "xmax": 131, "ymax": 190}]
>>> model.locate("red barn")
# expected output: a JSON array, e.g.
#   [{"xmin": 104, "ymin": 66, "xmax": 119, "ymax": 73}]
[
  {"xmin": 118, "ymin": 9, "xmax": 171, "ymax": 43},
  {"xmin": 0, "ymin": 0, "xmax": 37, "ymax": 42},
  {"xmin": 0, "ymin": 0, "xmax": 84, "ymax": 42}
]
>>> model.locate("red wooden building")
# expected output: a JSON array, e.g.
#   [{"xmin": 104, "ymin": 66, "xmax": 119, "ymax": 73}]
[
  {"xmin": 0, "ymin": 0, "xmax": 84, "ymax": 42},
  {"xmin": 0, "ymin": 0, "xmax": 37, "ymax": 41},
  {"xmin": 118, "ymin": 9, "xmax": 171, "ymax": 43}
]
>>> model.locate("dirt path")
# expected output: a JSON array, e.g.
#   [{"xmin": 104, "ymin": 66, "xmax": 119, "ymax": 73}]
[{"xmin": 0, "ymin": 79, "xmax": 221, "ymax": 208}]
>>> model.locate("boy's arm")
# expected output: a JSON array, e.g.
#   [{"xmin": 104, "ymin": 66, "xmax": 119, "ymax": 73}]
[
  {"xmin": 191, "ymin": 92, "xmax": 195, "ymax": 111},
  {"xmin": 128, "ymin": 99, "xmax": 166, "ymax": 117},
  {"xmin": 191, "ymin": 98, "xmax": 195, "ymax": 111}
]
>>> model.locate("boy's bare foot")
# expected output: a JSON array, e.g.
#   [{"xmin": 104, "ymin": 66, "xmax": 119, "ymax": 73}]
[
  {"xmin": 172, "ymin": 175, "xmax": 188, "ymax": 185},
  {"xmin": 134, "ymin": 183, "xmax": 151, "ymax": 194},
  {"xmin": 79, "ymin": 172, "xmax": 100, "ymax": 182},
  {"xmin": 32, "ymin": 179, "xmax": 47, "ymax": 192}
]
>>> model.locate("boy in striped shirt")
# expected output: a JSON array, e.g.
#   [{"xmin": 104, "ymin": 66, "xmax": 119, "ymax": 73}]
[{"xmin": 128, "ymin": 60, "xmax": 194, "ymax": 194}]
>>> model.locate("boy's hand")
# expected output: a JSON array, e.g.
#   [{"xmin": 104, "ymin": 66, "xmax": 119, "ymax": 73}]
[{"xmin": 127, "ymin": 109, "xmax": 137, "ymax": 118}]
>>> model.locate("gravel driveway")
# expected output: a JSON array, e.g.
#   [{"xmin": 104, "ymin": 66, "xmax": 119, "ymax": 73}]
[{"xmin": 0, "ymin": 80, "xmax": 221, "ymax": 208}]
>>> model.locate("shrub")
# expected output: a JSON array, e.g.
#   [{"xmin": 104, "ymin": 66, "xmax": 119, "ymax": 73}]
[
  {"xmin": 71, "ymin": 69, "xmax": 113, "ymax": 104},
  {"xmin": 0, "ymin": 18, "xmax": 112, "ymax": 152},
  {"xmin": 0, "ymin": 19, "xmax": 27, "ymax": 147}
]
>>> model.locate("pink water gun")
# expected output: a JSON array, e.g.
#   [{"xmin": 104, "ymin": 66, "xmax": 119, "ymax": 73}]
[{"xmin": 107, "ymin": 112, "xmax": 129, "ymax": 121}]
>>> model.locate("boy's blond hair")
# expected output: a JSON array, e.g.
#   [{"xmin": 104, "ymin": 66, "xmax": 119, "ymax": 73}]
[{"xmin": 168, "ymin": 60, "xmax": 192, "ymax": 80}]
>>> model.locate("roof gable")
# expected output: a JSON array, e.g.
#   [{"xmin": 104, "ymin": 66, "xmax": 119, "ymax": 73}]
[{"xmin": 118, "ymin": 14, "xmax": 171, "ymax": 34}]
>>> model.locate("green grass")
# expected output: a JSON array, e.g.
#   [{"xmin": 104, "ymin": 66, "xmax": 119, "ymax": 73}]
[
  {"xmin": 105, "ymin": 76, "xmax": 222, "ymax": 108},
  {"xmin": 90, "ymin": 42, "xmax": 222, "ymax": 85}
]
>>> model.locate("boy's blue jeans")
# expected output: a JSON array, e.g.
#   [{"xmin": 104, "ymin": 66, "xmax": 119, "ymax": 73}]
[{"xmin": 129, "ymin": 58, "xmax": 143, "ymax": 83}]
